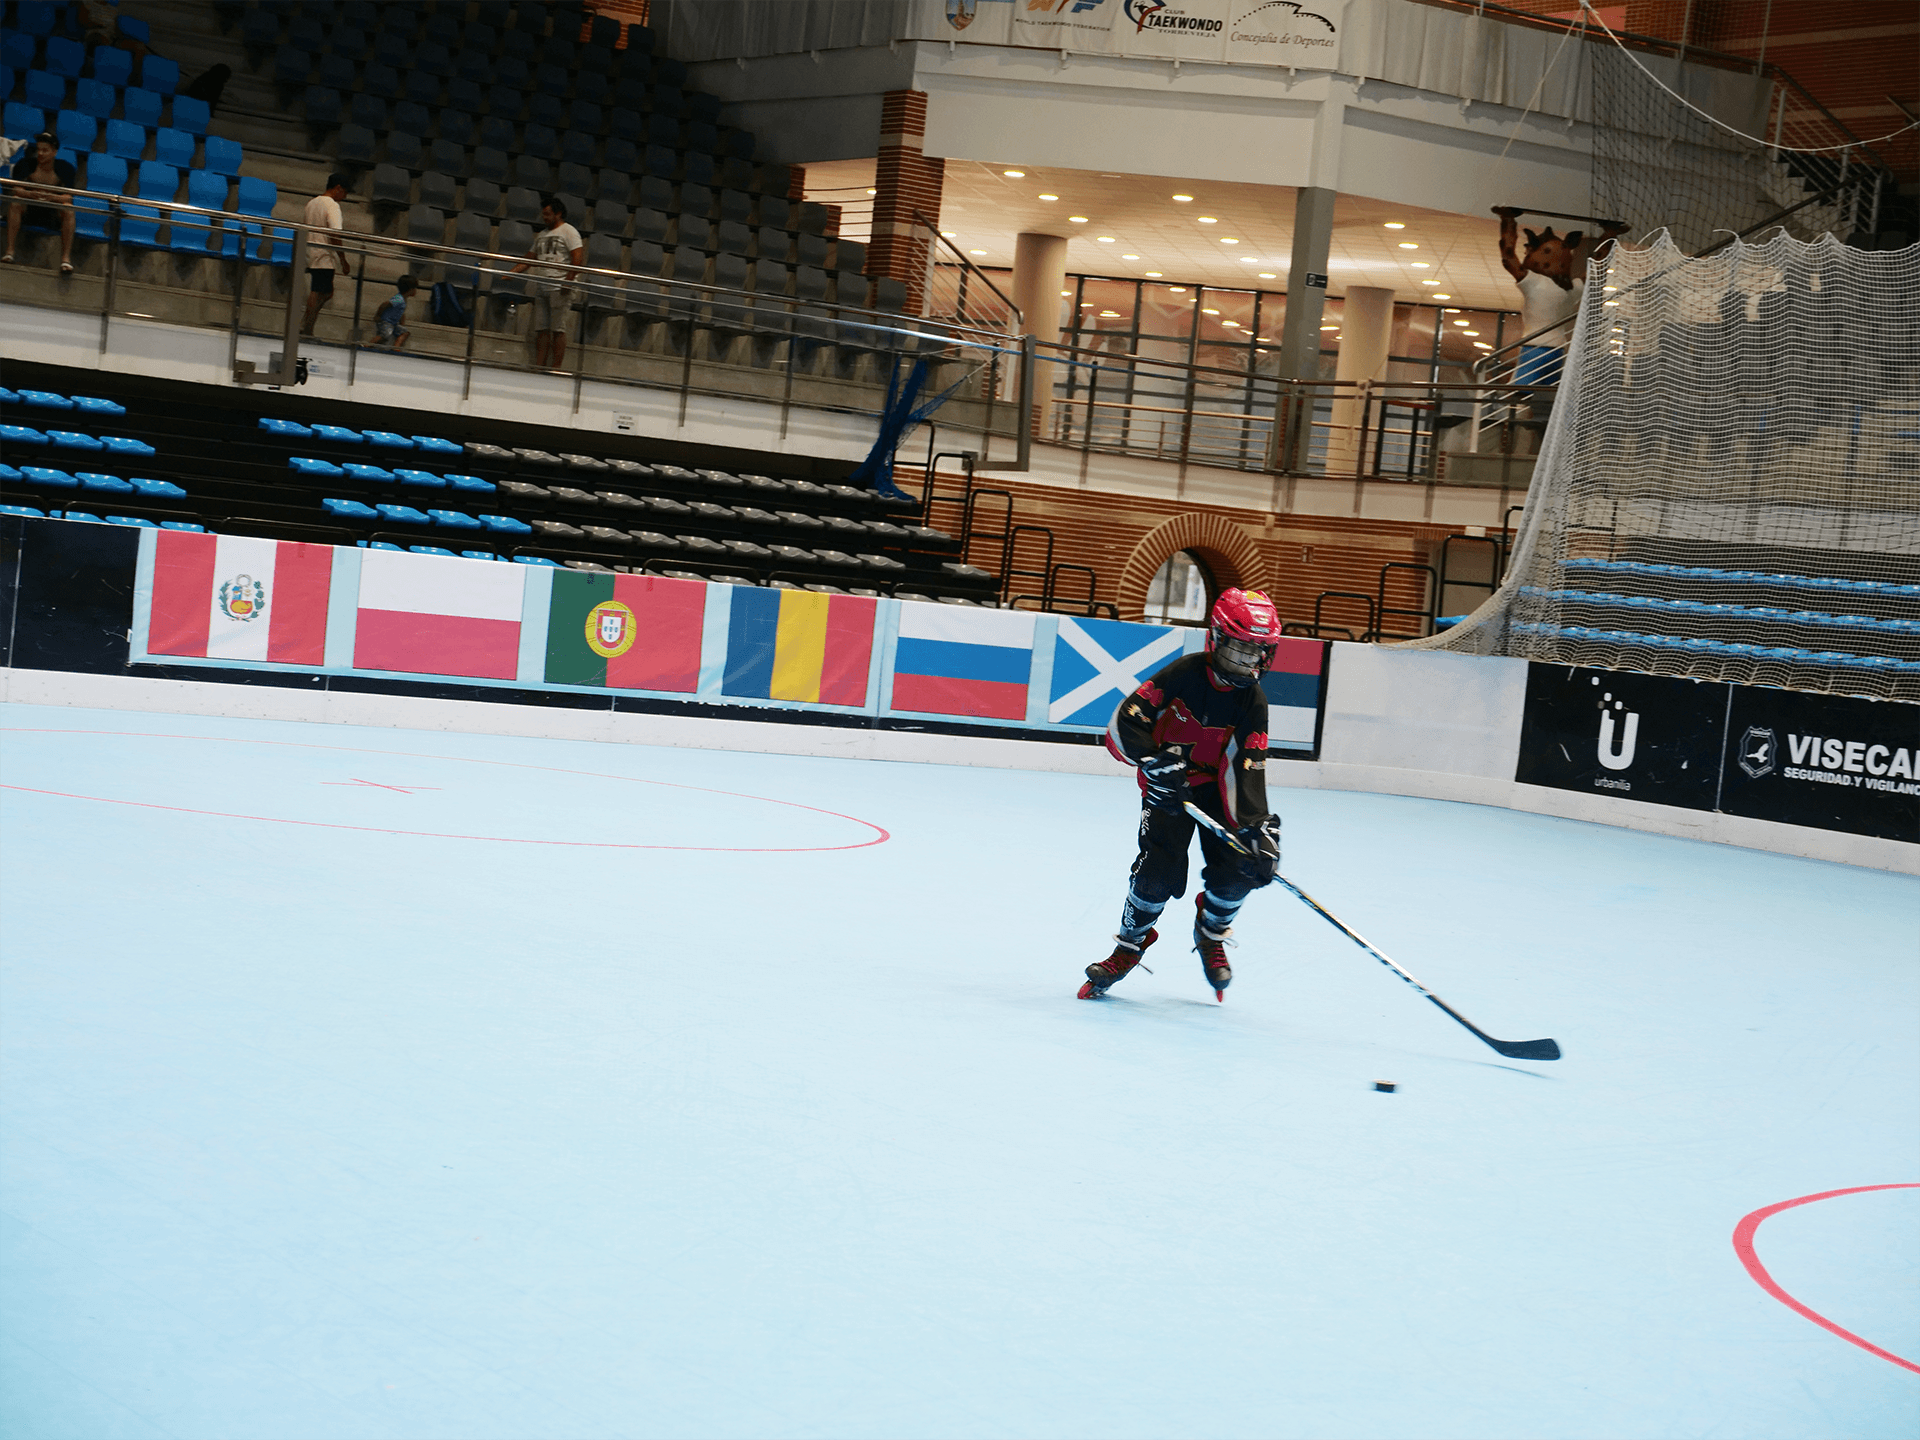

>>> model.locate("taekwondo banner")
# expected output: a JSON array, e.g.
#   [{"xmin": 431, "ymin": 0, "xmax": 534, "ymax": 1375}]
[{"xmin": 912, "ymin": 0, "xmax": 1345, "ymax": 68}]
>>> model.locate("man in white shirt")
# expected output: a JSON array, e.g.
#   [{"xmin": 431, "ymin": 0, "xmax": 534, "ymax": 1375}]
[
  {"xmin": 512, "ymin": 196, "xmax": 584, "ymax": 370},
  {"xmin": 301, "ymin": 173, "xmax": 353, "ymax": 337}
]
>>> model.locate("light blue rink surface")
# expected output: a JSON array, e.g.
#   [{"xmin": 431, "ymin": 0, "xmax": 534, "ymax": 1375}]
[{"xmin": 1, "ymin": 702, "xmax": 1915, "ymax": 1440}]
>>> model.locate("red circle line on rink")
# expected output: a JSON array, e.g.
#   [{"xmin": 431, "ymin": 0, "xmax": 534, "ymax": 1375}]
[
  {"xmin": 1732, "ymin": 1183, "xmax": 1920, "ymax": 1374},
  {"xmin": 0, "ymin": 727, "xmax": 891, "ymax": 852}
]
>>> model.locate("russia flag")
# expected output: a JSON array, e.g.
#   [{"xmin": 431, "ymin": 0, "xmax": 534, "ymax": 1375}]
[{"xmin": 890, "ymin": 603, "xmax": 1036, "ymax": 721}]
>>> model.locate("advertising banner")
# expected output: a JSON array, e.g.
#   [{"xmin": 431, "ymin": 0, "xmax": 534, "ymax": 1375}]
[
  {"xmin": 1515, "ymin": 664, "xmax": 1727, "ymax": 811},
  {"xmin": 1718, "ymin": 686, "xmax": 1919, "ymax": 843}
]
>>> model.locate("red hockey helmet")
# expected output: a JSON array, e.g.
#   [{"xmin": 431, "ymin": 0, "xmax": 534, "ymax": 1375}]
[{"xmin": 1206, "ymin": 588, "xmax": 1280, "ymax": 688}]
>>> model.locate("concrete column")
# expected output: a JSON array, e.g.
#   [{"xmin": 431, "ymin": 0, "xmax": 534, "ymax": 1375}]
[
  {"xmin": 1011, "ymin": 232, "xmax": 1067, "ymax": 438},
  {"xmin": 867, "ymin": 90, "xmax": 945, "ymax": 315},
  {"xmin": 1272, "ymin": 184, "xmax": 1335, "ymax": 471},
  {"xmin": 1324, "ymin": 285, "xmax": 1396, "ymax": 478}
]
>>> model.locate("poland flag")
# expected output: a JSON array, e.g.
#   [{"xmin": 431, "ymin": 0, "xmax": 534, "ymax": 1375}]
[
  {"xmin": 353, "ymin": 548, "xmax": 525, "ymax": 680},
  {"xmin": 148, "ymin": 530, "xmax": 332, "ymax": 665}
]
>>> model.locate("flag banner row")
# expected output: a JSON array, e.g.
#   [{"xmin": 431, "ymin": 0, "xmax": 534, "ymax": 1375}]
[{"xmin": 129, "ymin": 531, "xmax": 1327, "ymax": 751}]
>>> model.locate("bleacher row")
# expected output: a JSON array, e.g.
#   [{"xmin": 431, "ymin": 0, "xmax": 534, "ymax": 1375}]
[{"xmin": 0, "ymin": 381, "xmax": 1004, "ymax": 602}]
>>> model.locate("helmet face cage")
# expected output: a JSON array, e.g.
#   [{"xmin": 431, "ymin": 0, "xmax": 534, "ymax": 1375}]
[{"xmin": 1205, "ymin": 587, "xmax": 1279, "ymax": 687}]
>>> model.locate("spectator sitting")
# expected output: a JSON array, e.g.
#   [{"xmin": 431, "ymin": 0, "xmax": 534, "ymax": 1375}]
[
  {"xmin": 510, "ymin": 196, "xmax": 584, "ymax": 371},
  {"xmin": 372, "ymin": 275, "xmax": 418, "ymax": 350},
  {"xmin": 3, "ymin": 132, "xmax": 77, "ymax": 274}
]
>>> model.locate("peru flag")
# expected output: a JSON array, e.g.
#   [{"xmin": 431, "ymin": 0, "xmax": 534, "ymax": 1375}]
[
  {"xmin": 353, "ymin": 548, "xmax": 525, "ymax": 680},
  {"xmin": 148, "ymin": 530, "xmax": 332, "ymax": 664}
]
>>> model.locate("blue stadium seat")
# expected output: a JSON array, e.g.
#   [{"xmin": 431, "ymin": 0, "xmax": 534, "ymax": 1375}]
[
  {"xmin": 0, "ymin": 31, "xmax": 35, "ymax": 71},
  {"xmin": 46, "ymin": 429, "xmax": 104, "ymax": 451},
  {"xmin": 395, "ymin": 469, "xmax": 445, "ymax": 487},
  {"xmin": 0, "ymin": 504, "xmax": 47, "ymax": 518},
  {"xmin": 513, "ymin": 554, "xmax": 560, "ymax": 566},
  {"xmin": 102, "ymin": 117, "xmax": 144, "ymax": 161},
  {"xmin": 76, "ymin": 472, "xmax": 132, "ymax": 493},
  {"xmin": 140, "ymin": 56, "xmax": 178, "ymax": 96},
  {"xmin": 460, "ymin": 550, "xmax": 498, "ymax": 561},
  {"xmin": 445, "ymin": 473, "xmax": 495, "ymax": 492},
  {"xmin": 71, "ymin": 395, "xmax": 125, "ymax": 416},
  {"xmin": 361, "ymin": 540, "xmax": 404, "ymax": 550},
  {"xmin": 101, "ymin": 435, "xmax": 156, "ymax": 456},
  {"xmin": 23, "ymin": 67, "xmax": 63, "ymax": 111},
  {"xmin": 55, "ymin": 510, "xmax": 102, "ymax": 521},
  {"xmin": 128, "ymin": 477, "xmax": 186, "ymax": 498},
  {"xmin": 3, "ymin": 101, "xmax": 45, "ymax": 141},
  {"xmin": 53, "ymin": 107, "xmax": 93, "ymax": 153},
  {"xmin": 323, "ymin": 497, "xmax": 378, "ymax": 519},
  {"xmin": 43, "ymin": 35, "xmax": 83, "ymax": 79},
  {"xmin": 376, "ymin": 503, "xmax": 432, "ymax": 524},
  {"xmin": 413, "ymin": 435, "xmax": 463, "ymax": 454},
  {"xmin": 177, "ymin": 169, "xmax": 230, "ymax": 253},
  {"xmin": 120, "ymin": 86, "xmax": 160, "ymax": 130},
  {"xmin": 171, "ymin": 95, "xmax": 210, "ymax": 137},
  {"xmin": 363, "ymin": 429, "xmax": 414, "ymax": 449},
  {"xmin": 18, "ymin": 390, "xmax": 72, "ymax": 409},
  {"xmin": 408, "ymin": 545, "xmax": 456, "ymax": 557},
  {"xmin": 15, "ymin": 3, "xmax": 56, "ymax": 37},
  {"xmin": 0, "ymin": 386, "xmax": 18, "ymax": 403},
  {"xmin": 235, "ymin": 174, "xmax": 276, "ymax": 221},
  {"xmin": 118, "ymin": 17, "xmax": 152, "ymax": 46},
  {"xmin": 429, "ymin": 509, "xmax": 482, "ymax": 528},
  {"xmin": 89, "ymin": 45, "xmax": 131, "ymax": 89},
  {"xmin": 311, "ymin": 423, "xmax": 363, "ymax": 443},
  {"xmin": 0, "ymin": 424, "xmax": 49, "ymax": 445},
  {"xmin": 159, "ymin": 521, "xmax": 205, "ymax": 531},
  {"xmin": 291, "ymin": 457, "xmax": 347, "ymax": 477},
  {"xmin": 344, "ymin": 464, "xmax": 396, "ymax": 483},
  {"xmin": 259, "ymin": 417, "xmax": 313, "ymax": 436},
  {"xmin": 154, "ymin": 125, "xmax": 194, "ymax": 169},
  {"xmin": 480, "ymin": 513, "xmax": 532, "ymax": 534},
  {"xmin": 20, "ymin": 466, "xmax": 80, "ymax": 489},
  {"xmin": 74, "ymin": 76, "xmax": 113, "ymax": 119},
  {"xmin": 104, "ymin": 515, "xmax": 159, "ymax": 528}
]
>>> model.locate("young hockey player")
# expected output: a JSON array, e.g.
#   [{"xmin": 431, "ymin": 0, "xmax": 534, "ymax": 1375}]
[{"xmin": 1081, "ymin": 587, "xmax": 1283, "ymax": 1002}]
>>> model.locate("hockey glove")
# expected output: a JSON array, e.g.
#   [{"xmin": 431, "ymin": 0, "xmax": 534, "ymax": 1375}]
[
  {"xmin": 1138, "ymin": 751, "xmax": 1188, "ymax": 813},
  {"xmin": 1236, "ymin": 814, "xmax": 1281, "ymax": 886}
]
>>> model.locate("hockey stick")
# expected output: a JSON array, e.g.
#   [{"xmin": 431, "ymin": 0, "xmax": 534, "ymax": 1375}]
[{"xmin": 1183, "ymin": 802, "xmax": 1561, "ymax": 1062}]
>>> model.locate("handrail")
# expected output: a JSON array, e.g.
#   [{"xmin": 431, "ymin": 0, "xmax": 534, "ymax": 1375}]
[{"xmin": 916, "ymin": 210, "xmax": 1020, "ymax": 333}]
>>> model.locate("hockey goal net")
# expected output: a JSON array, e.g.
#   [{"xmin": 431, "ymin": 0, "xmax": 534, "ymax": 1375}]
[{"xmin": 1410, "ymin": 232, "xmax": 1920, "ymax": 705}]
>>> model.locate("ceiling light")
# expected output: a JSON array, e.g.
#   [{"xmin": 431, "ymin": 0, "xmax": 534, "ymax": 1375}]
[
  {"xmin": 1123, "ymin": 254, "xmax": 1140, "ymax": 260},
  {"xmin": 969, "ymin": 248, "xmax": 988, "ymax": 255},
  {"xmin": 1383, "ymin": 221, "xmax": 1406, "ymax": 230},
  {"xmin": 1038, "ymin": 193, "xmax": 1059, "ymax": 201},
  {"xmin": 941, "ymin": 230, "xmax": 957, "ymax": 238},
  {"xmin": 1420, "ymin": 279, "xmax": 1440, "ymax": 286},
  {"xmin": 1172, "ymin": 194, "xmax": 1194, "ymax": 202},
  {"xmin": 1474, "ymin": 341, "xmax": 1492, "ymax": 349},
  {"xmin": 1442, "ymin": 307, "xmax": 1461, "ymax": 312},
  {"xmin": 1222, "ymin": 320, "xmax": 1240, "ymax": 328},
  {"xmin": 1221, "ymin": 238, "xmax": 1240, "ymax": 245},
  {"xmin": 1202, "ymin": 307, "xmax": 1220, "ymax": 315},
  {"xmin": 1100, "ymin": 309, "xmax": 1119, "ymax": 317},
  {"xmin": 1397, "ymin": 242, "xmax": 1418, "ymax": 250},
  {"xmin": 1069, "ymin": 215, "xmax": 1089, "ymax": 223},
  {"xmin": 1410, "ymin": 262, "xmax": 1430, "ymax": 268},
  {"xmin": 1002, "ymin": 169, "xmax": 1025, "ymax": 177},
  {"xmin": 1060, "ymin": 289, "xmax": 1073, "ymax": 296},
  {"xmin": 1097, "ymin": 236, "xmax": 1116, "ymax": 243},
  {"xmin": 1454, "ymin": 320, "xmax": 1470, "ymax": 326},
  {"xmin": 1258, "ymin": 272, "xmax": 1276, "ymax": 279},
  {"xmin": 1320, "ymin": 324, "xmax": 1338, "ymax": 331},
  {"xmin": 1197, "ymin": 216, "xmax": 1217, "ymax": 224},
  {"xmin": 1168, "ymin": 286, "xmax": 1186, "ymax": 293},
  {"xmin": 1432, "ymin": 292, "xmax": 1451, "ymax": 299},
  {"xmin": 1144, "ymin": 271, "xmax": 1163, "ymax": 277},
  {"xmin": 866, "ymin": 188, "xmax": 877, "ymax": 196},
  {"xmin": 1463, "ymin": 330, "xmax": 1480, "ymax": 336},
  {"xmin": 1239, "ymin": 256, "xmax": 1258, "ymax": 262},
  {"xmin": 1080, "ymin": 301, "xmax": 1094, "ymax": 307}
]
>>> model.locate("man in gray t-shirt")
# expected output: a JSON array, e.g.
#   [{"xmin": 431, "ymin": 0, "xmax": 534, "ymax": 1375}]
[{"xmin": 512, "ymin": 196, "xmax": 584, "ymax": 370}]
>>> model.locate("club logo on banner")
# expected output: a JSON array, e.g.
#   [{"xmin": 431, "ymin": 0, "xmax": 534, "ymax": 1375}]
[
  {"xmin": 1048, "ymin": 617, "xmax": 1187, "ymax": 727},
  {"xmin": 218, "ymin": 574, "xmax": 265, "ymax": 623},
  {"xmin": 586, "ymin": 600, "xmax": 636, "ymax": 659}
]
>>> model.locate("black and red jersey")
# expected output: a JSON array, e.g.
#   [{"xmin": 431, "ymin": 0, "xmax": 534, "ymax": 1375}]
[{"xmin": 1105, "ymin": 652, "xmax": 1271, "ymax": 827}]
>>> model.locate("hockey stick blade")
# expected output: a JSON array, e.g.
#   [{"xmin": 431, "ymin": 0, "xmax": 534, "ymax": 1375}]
[{"xmin": 1182, "ymin": 802, "xmax": 1561, "ymax": 1062}]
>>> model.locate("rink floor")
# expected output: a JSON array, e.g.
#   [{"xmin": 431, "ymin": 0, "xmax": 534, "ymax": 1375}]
[{"xmin": 1, "ymin": 702, "xmax": 1915, "ymax": 1440}]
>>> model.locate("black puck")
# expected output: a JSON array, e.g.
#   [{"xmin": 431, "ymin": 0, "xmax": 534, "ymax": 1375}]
[{"xmin": 1373, "ymin": 1080, "xmax": 1397, "ymax": 1093}]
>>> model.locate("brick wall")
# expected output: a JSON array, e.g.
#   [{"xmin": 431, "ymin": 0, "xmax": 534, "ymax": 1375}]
[
  {"xmin": 867, "ymin": 91, "xmax": 946, "ymax": 314},
  {"xmin": 907, "ymin": 469, "xmax": 1466, "ymax": 636}
]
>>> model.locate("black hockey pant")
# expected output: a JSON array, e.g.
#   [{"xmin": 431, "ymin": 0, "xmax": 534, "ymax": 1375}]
[{"xmin": 1117, "ymin": 793, "xmax": 1256, "ymax": 943}]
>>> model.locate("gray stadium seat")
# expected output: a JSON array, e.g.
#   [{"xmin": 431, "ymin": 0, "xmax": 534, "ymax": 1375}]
[
  {"xmin": 504, "ymin": 186, "xmax": 542, "ymax": 224},
  {"xmin": 371, "ymin": 163, "xmax": 412, "ymax": 206},
  {"xmin": 463, "ymin": 177, "xmax": 502, "ymax": 216},
  {"xmin": 429, "ymin": 139, "xmax": 467, "ymax": 177},
  {"xmin": 471, "ymin": 146, "xmax": 509, "ymax": 186},
  {"xmin": 419, "ymin": 171, "xmax": 458, "ymax": 213},
  {"xmin": 591, "ymin": 199, "xmax": 629, "ymax": 237}
]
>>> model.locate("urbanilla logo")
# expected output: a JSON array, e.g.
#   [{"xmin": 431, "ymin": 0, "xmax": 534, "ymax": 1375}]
[
  {"xmin": 1595, "ymin": 685, "xmax": 1637, "ymax": 772},
  {"xmin": 1737, "ymin": 725, "xmax": 1776, "ymax": 779}
]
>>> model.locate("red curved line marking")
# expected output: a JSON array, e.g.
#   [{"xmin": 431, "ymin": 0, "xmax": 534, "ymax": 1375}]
[
  {"xmin": 1, "ymin": 728, "xmax": 890, "ymax": 852},
  {"xmin": 1732, "ymin": 1183, "xmax": 1920, "ymax": 1374}
]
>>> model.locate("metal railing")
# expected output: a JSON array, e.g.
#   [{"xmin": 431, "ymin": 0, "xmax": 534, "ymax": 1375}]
[{"xmin": 0, "ymin": 174, "xmax": 1030, "ymax": 457}]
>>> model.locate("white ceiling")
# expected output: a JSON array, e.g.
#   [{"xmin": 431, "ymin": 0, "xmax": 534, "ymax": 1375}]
[{"xmin": 802, "ymin": 158, "xmax": 1526, "ymax": 316}]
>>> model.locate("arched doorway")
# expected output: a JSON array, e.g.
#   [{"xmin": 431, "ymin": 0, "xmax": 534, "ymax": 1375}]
[{"xmin": 1142, "ymin": 550, "xmax": 1214, "ymax": 626}]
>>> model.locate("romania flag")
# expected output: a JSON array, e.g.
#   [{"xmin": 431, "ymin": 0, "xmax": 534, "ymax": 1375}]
[
  {"xmin": 544, "ymin": 571, "xmax": 707, "ymax": 691},
  {"xmin": 723, "ymin": 588, "xmax": 877, "ymax": 707}
]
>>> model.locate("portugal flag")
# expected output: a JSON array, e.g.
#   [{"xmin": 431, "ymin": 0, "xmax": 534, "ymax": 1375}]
[{"xmin": 544, "ymin": 571, "xmax": 708, "ymax": 691}]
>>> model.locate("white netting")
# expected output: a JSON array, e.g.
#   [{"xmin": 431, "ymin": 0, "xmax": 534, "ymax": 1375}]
[{"xmin": 1411, "ymin": 233, "xmax": 1920, "ymax": 705}]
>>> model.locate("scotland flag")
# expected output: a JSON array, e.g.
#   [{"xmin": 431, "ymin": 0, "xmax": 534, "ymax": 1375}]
[{"xmin": 1047, "ymin": 616, "xmax": 1192, "ymax": 726}]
